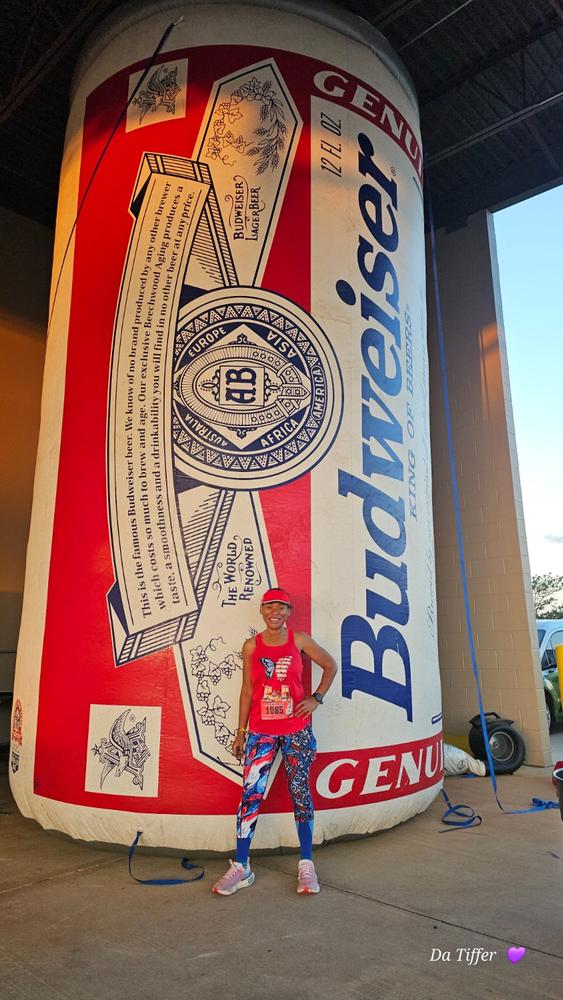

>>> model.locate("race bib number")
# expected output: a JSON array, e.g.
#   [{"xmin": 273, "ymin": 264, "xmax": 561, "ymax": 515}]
[{"xmin": 261, "ymin": 685, "xmax": 293, "ymax": 720}]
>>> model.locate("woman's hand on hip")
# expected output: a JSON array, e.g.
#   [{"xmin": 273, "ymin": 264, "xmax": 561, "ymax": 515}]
[{"xmin": 294, "ymin": 696, "xmax": 319, "ymax": 717}]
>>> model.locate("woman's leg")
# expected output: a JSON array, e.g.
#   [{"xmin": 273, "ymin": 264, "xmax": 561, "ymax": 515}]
[
  {"xmin": 280, "ymin": 725, "xmax": 317, "ymax": 860},
  {"xmin": 236, "ymin": 731, "xmax": 278, "ymax": 866}
]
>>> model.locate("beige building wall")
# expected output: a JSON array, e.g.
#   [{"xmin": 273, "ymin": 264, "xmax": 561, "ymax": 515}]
[
  {"xmin": 0, "ymin": 207, "xmax": 52, "ymax": 740},
  {"xmin": 427, "ymin": 209, "xmax": 550, "ymax": 766}
]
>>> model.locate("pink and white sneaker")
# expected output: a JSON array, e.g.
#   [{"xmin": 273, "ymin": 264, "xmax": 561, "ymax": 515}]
[
  {"xmin": 212, "ymin": 860, "xmax": 255, "ymax": 895},
  {"xmin": 297, "ymin": 859, "xmax": 320, "ymax": 894}
]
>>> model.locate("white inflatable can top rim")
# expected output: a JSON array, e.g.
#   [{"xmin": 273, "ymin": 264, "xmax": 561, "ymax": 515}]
[{"xmin": 71, "ymin": 0, "xmax": 419, "ymax": 115}]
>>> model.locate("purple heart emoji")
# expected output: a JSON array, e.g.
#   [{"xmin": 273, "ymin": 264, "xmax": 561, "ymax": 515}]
[{"xmin": 507, "ymin": 946, "xmax": 526, "ymax": 964}]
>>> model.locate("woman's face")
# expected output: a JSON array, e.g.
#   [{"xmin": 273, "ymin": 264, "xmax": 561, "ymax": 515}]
[{"xmin": 260, "ymin": 600, "xmax": 291, "ymax": 631}]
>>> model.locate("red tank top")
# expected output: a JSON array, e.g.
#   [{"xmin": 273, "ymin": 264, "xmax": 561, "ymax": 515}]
[{"xmin": 248, "ymin": 629, "xmax": 308, "ymax": 735}]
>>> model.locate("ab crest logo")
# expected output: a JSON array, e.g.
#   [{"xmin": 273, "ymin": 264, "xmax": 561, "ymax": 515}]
[{"xmin": 173, "ymin": 287, "xmax": 342, "ymax": 490}]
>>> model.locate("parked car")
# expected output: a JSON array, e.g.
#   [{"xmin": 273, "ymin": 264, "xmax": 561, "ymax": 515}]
[{"xmin": 537, "ymin": 619, "xmax": 563, "ymax": 731}]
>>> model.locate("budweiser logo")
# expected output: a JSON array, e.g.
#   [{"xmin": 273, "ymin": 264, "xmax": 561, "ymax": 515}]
[{"xmin": 334, "ymin": 133, "xmax": 413, "ymax": 721}]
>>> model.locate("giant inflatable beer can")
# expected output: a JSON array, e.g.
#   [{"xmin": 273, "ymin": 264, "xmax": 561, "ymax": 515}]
[{"xmin": 11, "ymin": 0, "xmax": 442, "ymax": 850}]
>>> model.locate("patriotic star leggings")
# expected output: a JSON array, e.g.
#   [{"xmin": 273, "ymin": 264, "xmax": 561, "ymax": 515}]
[{"xmin": 236, "ymin": 725, "xmax": 317, "ymax": 841}]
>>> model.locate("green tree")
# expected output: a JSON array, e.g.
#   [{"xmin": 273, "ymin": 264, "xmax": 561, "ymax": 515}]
[{"xmin": 532, "ymin": 573, "xmax": 563, "ymax": 619}]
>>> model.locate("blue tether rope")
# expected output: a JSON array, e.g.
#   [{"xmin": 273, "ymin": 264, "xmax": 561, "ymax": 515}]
[
  {"xmin": 128, "ymin": 831, "xmax": 204, "ymax": 885},
  {"xmin": 440, "ymin": 787, "xmax": 482, "ymax": 831},
  {"xmin": 425, "ymin": 171, "xmax": 558, "ymax": 828}
]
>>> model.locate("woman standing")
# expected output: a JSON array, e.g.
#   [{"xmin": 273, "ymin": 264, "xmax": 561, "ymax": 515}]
[{"xmin": 212, "ymin": 587, "xmax": 338, "ymax": 896}]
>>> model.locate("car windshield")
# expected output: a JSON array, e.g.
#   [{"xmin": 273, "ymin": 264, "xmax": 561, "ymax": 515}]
[{"xmin": 537, "ymin": 627, "xmax": 545, "ymax": 645}]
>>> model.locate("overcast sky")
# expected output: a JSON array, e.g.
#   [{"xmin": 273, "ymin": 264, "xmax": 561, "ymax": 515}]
[{"xmin": 494, "ymin": 183, "xmax": 563, "ymax": 577}]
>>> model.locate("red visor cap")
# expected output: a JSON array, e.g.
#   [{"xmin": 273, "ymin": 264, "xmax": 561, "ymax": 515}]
[{"xmin": 261, "ymin": 588, "xmax": 292, "ymax": 606}]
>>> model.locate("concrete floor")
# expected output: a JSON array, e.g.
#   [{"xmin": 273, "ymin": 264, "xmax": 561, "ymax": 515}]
[{"xmin": 1, "ymin": 746, "xmax": 562, "ymax": 1000}]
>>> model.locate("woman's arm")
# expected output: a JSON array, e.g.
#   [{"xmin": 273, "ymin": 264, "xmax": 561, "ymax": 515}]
[
  {"xmin": 232, "ymin": 637, "xmax": 255, "ymax": 759},
  {"xmin": 294, "ymin": 633, "xmax": 338, "ymax": 717}
]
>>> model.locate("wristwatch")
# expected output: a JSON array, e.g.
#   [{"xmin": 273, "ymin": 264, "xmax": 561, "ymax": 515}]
[{"xmin": 313, "ymin": 692, "xmax": 324, "ymax": 705}]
